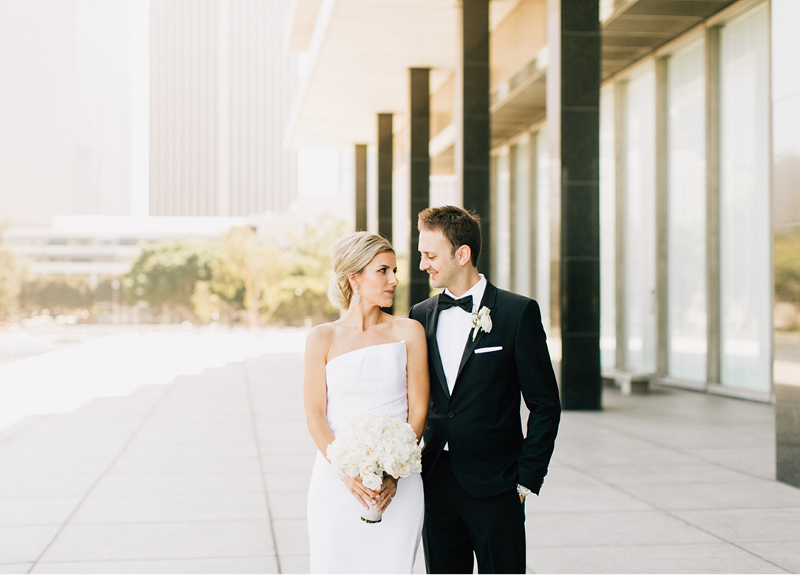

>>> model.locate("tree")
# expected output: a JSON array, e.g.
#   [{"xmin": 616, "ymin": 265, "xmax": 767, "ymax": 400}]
[
  {"xmin": 0, "ymin": 244, "xmax": 27, "ymax": 320},
  {"xmin": 124, "ymin": 216, "xmax": 347, "ymax": 326},
  {"xmin": 775, "ymin": 232, "xmax": 800, "ymax": 304},
  {"xmin": 19, "ymin": 276, "xmax": 93, "ymax": 313},
  {"xmin": 126, "ymin": 241, "xmax": 213, "ymax": 321},
  {"xmin": 212, "ymin": 227, "xmax": 294, "ymax": 326},
  {"xmin": 273, "ymin": 215, "xmax": 345, "ymax": 323}
]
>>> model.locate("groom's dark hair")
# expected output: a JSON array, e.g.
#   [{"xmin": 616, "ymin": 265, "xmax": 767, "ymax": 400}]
[{"xmin": 417, "ymin": 205, "xmax": 481, "ymax": 267}]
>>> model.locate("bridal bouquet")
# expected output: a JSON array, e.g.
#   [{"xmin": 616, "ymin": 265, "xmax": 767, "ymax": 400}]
[{"xmin": 327, "ymin": 413, "xmax": 422, "ymax": 523}]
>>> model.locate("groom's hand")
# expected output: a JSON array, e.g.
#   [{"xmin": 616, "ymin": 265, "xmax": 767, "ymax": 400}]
[{"xmin": 343, "ymin": 475, "xmax": 379, "ymax": 509}]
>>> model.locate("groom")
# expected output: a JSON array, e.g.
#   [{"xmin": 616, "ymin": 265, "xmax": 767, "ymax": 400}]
[{"xmin": 409, "ymin": 205, "xmax": 561, "ymax": 574}]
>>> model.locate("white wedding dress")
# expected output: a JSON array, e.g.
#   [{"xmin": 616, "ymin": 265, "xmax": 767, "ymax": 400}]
[{"xmin": 307, "ymin": 340, "xmax": 424, "ymax": 574}]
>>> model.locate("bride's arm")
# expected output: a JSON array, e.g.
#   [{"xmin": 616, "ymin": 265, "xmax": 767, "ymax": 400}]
[
  {"xmin": 304, "ymin": 326, "xmax": 379, "ymax": 509},
  {"xmin": 405, "ymin": 320, "xmax": 430, "ymax": 441},
  {"xmin": 375, "ymin": 321, "xmax": 430, "ymax": 513},
  {"xmin": 303, "ymin": 326, "xmax": 336, "ymax": 459}
]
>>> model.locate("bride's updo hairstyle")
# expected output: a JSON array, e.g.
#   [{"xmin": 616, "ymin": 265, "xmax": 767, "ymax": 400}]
[{"xmin": 328, "ymin": 231, "xmax": 394, "ymax": 310}]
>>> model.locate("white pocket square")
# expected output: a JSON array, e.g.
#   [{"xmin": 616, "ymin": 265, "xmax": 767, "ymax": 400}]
[{"xmin": 474, "ymin": 346, "xmax": 503, "ymax": 354}]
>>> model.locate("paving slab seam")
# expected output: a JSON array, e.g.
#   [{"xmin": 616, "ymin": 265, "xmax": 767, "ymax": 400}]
[
  {"xmin": 26, "ymin": 382, "xmax": 177, "ymax": 574},
  {"xmin": 0, "ymin": 416, "xmax": 45, "ymax": 447},
  {"xmin": 524, "ymin": 547, "xmax": 791, "ymax": 575},
  {"xmin": 555, "ymin": 459, "xmax": 793, "ymax": 573},
  {"xmin": 664, "ymin": 513, "xmax": 800, "ymax": 573},
  {"xmin": 526, "ymin": 541, "xmax": 781, "ymax": 550},
  {"xmin": 54, "ymin": 518, "xmax": 274, "ymax": 527},
  {"xmin": 28, "ymin": 553, "xmax": 276, "ymax": 564},
  {"xmin": 565, "ymin": 414, "xmax": 778, "ymax": 484},
  {"xmin": 242, "ymin": 364, "xmax": 282, "ymax": 574}
]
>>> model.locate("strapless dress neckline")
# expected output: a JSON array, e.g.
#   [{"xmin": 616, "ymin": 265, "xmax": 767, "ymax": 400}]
[{"xmin": 326, "ymin": 340, "xmax": 406, "ymax": 368}]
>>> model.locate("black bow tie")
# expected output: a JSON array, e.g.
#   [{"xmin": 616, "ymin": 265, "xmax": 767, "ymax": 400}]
[{"xmin": 438, "ymin": 293, "xmax": 473, "ymax": 313}]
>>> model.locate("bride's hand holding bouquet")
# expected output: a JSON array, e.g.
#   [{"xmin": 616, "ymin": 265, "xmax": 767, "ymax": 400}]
[{"xmin": 327, "ymin": 413, "xmax": 422, "ymax": 523}]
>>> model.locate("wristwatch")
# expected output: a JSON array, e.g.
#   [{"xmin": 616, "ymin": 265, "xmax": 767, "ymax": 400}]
[{"xmin": 516, "ymin": 484, "xmax": 531, "ymax": 498}]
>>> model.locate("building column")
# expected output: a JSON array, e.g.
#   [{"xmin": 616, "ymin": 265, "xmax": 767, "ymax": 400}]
[
  {"xmin": 377, "ymin": 113, "xmax": 393, "ymax": 312},
  {"xmin": 705, "ymin": 27, "xmax": 721, "ymax": 388},
  {"xmin": 614, "ymin": 81, "xmax": 627, "ymax": 372},
  {"xmin": 355, "ymin": 144, "xmax": 367, "ymax": 232},
  {"xmin": 456, "ymin": 0, "xmax": 491, "ymax": 275},
  {"xmin": 547, "ymin": 0, "xmax": 602, "ymax": 409},
  {"xmin": 377, "ymin": 114, "xmax": 393, "ymax": 243},
  {"xmin": 409, "ymin": 68, "xmax": 431, "ymax": 307},
  {"xmin": 655, "ymin": 59, "xmax": 669, "ymax": 377}
]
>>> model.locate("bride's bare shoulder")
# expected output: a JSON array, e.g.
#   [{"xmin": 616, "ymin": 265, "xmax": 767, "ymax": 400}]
[
  {"xmin": 387, "ymin": 316, "xmax": 425, "ymax": 342},
  {"xmin": 305, "ymin": 322, "xmax": 337, "ymax": 352}
]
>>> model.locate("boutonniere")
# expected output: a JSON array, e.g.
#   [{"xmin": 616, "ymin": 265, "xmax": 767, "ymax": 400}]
[{"xmin": 471, "ymin": 306, "xmax": 492, "ymax": 341}]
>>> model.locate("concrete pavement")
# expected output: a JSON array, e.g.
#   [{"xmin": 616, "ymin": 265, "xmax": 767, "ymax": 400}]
[{"xmin": 1, "ymin": 349, "xmax": 799, "ymax": 573}]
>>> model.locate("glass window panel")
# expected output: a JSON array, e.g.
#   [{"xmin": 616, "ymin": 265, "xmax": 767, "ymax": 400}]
[
  {"xmin": 770, "ymin": 0, "xmax": 800, "ymax": 230},
  {"xmin": 624, "ymin": 64, "xmax": 657, "ymax": 373},
  {"xmin": 719, "ymin": 3, "xmax": 771, "ymax": 391},
  {"xmin": 600, "ymin": 83, "xmax": 616, "ymax": 369},
  {"xmin": 534, "ymin": 128, "xmax": 550, "ymax": 333},
  {"xmin": 666, "ymin": 39, "xmax": 707, "ymax": 382},
  {"xmin": 771, "ymin": 0, "xmax": 800, "ymax": 102},
  {"xmin": 771, "ymin": 0, "xmax": 800, "ymax": 484},
  {"xmin": 494, "ymin": 149, "xmax": 511, "ymax": 290}
]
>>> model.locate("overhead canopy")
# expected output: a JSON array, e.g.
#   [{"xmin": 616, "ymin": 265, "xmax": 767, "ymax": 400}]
[
  {"xmin": 490, "ymin": 49, "xmax": 548, "ymax": 146},
  {"xmin": 285, "ymin": 0, "xmax": 527, "ymax": 149},
  {"xmin": 285, "ymin": 0, "xmax": 460, "ymax": 148},
  {"xmin": 602, "ymin": 0, "xmax": 738, "ymax": 79},
  {"xmin": 286, "ymin": 0, "xmax": 740, "ymax": 149}
]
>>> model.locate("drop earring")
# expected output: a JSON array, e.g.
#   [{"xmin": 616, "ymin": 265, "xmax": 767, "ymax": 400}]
[{"xmin": 353, "ymin": 284, "xmax": 361, "ymax": 304}]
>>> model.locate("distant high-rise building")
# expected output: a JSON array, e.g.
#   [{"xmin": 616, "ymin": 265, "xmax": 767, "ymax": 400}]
[
  {"xmin": 149, "ymin": 0, "xmax": 298, "ymax": 217},
  {"xmin": 0, "ymin": 0, "xmax": 149, "ymax": 227},
  {"xmin": 77, "ymin": 0, "xmax": 150, "ymax": 219}
]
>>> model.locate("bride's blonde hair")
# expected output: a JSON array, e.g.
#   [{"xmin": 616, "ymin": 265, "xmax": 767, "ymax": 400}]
[{"xmin": 328, "ymin": 232, "xmax": 394, "ymax": 310}]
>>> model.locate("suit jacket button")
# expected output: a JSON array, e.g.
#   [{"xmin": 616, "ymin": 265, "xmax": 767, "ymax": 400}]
[{"xmin": 447, "ymin": 411, "xmax": 455, "ymax": 418}]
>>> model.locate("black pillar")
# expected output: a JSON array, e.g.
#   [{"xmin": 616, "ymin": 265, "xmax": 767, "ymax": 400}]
[
  {"xmin": 409, "ymin": 68, "xmax": 431, "ymax": 307},
  {"xmin": 457, "ymin": 0, "xmax": 491, "ymax": 276},
  {"xmin": 554, "ymin": 0, "xmax": 602, "ymax": 409},
  {"xmin": 355, "ymin": 144, "xmax": 367, "ymax": 232},
  {"xmin": 377, "ymin": 113, "xmax": 393, "ymax": 313}
]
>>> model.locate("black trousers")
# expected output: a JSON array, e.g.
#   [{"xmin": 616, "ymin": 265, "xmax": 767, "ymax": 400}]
[{"xmin": 422, "ymin": 452, "xmax": 526, "ymax": 574}]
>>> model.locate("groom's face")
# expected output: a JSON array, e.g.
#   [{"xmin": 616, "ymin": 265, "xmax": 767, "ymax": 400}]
[{"xmin": 418, "ymin": 228, "xmax": 459, "ymax": 290}]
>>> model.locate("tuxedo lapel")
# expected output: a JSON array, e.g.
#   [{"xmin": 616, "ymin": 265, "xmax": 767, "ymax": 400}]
[
  {"xmin": 427, "ymin": 296, "xmax": 449, "ymax": 396},
  {"xmin": 455, "ymin": 282, "xmax": 498, "ymax": 381}
]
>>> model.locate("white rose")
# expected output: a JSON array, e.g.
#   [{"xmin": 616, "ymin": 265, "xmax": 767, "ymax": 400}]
[
  {"xmin": 395, "ymin": 461, "xmax": 411, "ymax": 478},
  {"xmin": 343, "ymin": 451, "xmax": 362, "ymax": 477},
  {"xmin": 364, "ymin": 445, "xmax": 378, "ymax": 462},
  {"xmin": 326, "ymin": 443, "xmax": 339, "ymax": 461},
  {"xmin": 360, "ymin": 461, "xmax": 378, "ymax": 476},
  {"xmin": 383, "ymin": 455, "xmax": 399, "ymax": 478},
  {"xmin": 362, "ymin": 472, "xmax": 383, "ymax": 491}
]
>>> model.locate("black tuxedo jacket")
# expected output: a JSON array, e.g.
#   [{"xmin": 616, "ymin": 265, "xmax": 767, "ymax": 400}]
[{"xmin": 409, "ymin": 281, "xmax": 561, "ymax": 498}]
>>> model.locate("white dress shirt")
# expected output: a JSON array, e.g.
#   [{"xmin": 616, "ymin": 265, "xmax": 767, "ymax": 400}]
[
  {"xmin": 437, "ymin": 275, "xmax": 486, "ymax": 451},
  {"xmin": 436, "ymin": 274, "xmax": 487, "ymax": 396}
]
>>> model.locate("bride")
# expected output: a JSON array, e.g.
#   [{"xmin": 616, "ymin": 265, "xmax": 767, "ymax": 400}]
[{"xmin": 304, "ymin": 232, "xmax": 429, "ymax": 574}]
